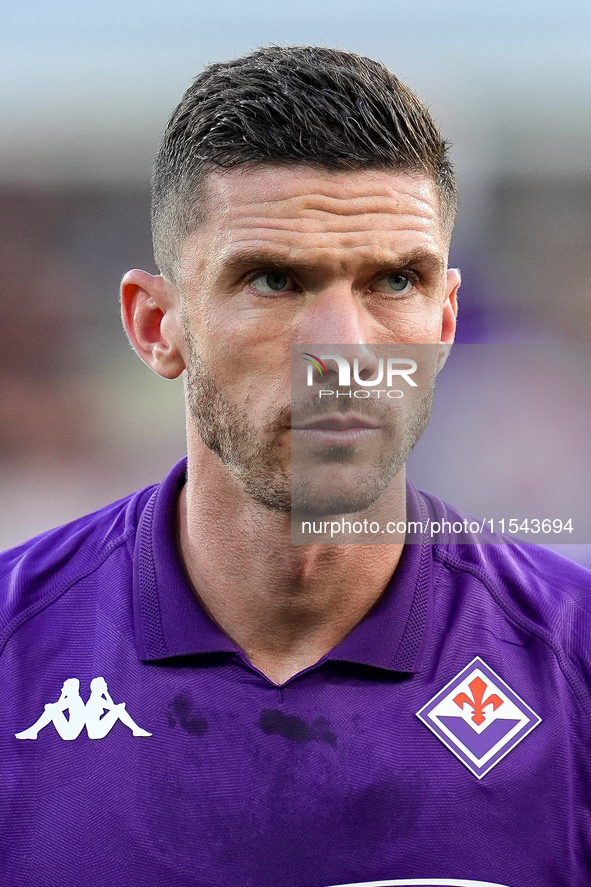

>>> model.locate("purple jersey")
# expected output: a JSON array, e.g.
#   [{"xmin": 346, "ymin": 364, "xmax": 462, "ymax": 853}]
[{"xmin": 0, "ymin": 457, "xmax": 590, "ymax": 887}]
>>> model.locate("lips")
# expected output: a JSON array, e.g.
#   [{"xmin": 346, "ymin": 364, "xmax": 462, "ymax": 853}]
[
  {"xmin": 292, "ymin": 415, "xmax": 380, "ymax": 432},
  {"xmin": 290, "ymin": 414, "xmax": 382, "ymax": 445}
]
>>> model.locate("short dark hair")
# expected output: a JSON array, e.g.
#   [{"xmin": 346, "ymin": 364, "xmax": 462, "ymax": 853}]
[{"xmin": 152, "ymin": 45, "xmax": 457, "ymax": 279}]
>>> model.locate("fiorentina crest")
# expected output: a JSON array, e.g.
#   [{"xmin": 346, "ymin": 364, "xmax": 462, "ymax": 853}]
[{"xmin": 416, "ymin": 658, "xmax": 541, "ymax": 779}]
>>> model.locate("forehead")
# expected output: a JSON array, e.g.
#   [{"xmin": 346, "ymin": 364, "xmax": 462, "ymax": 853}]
[{"xmin": 180, "ymin": 165, "xmax": 448, "ymax": 277}]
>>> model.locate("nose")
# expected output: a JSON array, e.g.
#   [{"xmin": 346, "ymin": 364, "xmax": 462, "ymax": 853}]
[
  {"xmin": 296, "ymin": 287, "xmax": 370, "ymax": 345},
  {"xmin": 294, "ymin": 288, "xmax": 380, "ymax": 380}
]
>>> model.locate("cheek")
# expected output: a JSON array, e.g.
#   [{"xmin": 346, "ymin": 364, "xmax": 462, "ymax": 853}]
[
  {"xmin": 193, "ymin": 298, "xmax": 292, "ymax": 384},
  {"xmin": 376, "ymin": 298, "xmax": 446, "ymax": 343},
  {"xmin": 195, "ymin": 325, "xmax": 291, "ymax": 410}
]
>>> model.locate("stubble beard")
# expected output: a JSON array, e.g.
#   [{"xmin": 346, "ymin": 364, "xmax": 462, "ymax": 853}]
[
  {"xmin": 184, "ymin": 328, "xmax": 435, "ymax": 517},
  {"xmin": 185, "ymin": 331, "xmax": 293, "ymax": 512},
  {"xmin": 290, "ymin": 381, "xmax": 435, "ymax": 517}
]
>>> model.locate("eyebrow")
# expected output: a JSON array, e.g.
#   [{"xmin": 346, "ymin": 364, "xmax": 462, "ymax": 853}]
[{"xmin": 219, "ymin": 246, "xmax": 446, "ymax": 279}]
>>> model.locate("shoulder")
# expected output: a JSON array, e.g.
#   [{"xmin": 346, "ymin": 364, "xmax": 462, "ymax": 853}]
[
  {"xmin": 434, "ymin": 531, "xmax": 591, "ymax": 630},
  {"xmin": 416, "ymin": 486, "xmax": 591, "ymax": 609},
  {"xmin": 417, "ymin": 487, "xmax": 591, "ymax": 717},
  {"xmin": 0, "ymin": 484, "xmax": 157, "ymax": 636}
]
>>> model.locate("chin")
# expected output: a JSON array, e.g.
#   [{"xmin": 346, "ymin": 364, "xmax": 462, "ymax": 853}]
[{"xmin": 290, "ymin": 470, "xmax": 399, "ymax": 519}]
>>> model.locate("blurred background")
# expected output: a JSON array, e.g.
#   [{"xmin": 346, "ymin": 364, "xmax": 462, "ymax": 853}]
[{"xmin": 1, "ymin": 0, "xmax": 590, "ymax": 562}]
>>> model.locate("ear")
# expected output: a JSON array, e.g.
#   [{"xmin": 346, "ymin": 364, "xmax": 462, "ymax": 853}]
[
  {"xmin": 120, "ymin": 270, "xmax": 186, "ymax": 379},
  {"xmin": 441, "ymin": 267, "xmax": 461, "ymax": 345}
]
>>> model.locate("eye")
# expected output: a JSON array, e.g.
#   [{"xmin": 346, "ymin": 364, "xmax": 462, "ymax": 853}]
[
  {"xmin": 371, "ymin": 273, "xmax": 413, "ymax": 296},
  {"xmin": 249, "ymin": 272, "xmax": 292, "ymax": 294}
]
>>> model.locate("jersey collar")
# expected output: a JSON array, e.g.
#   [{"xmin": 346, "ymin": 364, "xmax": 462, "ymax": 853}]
[{"xmin": 134, "ymin": 458, "xmax": 433, "ymax": 675}]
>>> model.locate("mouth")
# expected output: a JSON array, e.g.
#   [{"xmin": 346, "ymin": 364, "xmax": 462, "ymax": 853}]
[{"xmin": 290, "ymin": 414, "xmax": 382, "ymax": 445}]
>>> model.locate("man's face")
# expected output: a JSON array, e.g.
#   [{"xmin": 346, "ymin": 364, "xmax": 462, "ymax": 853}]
[{"xmin": 175, "ymin": 166, "xmax": 459, "ymax": 514}]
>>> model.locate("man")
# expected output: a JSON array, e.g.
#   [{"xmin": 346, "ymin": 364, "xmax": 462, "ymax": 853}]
[{"xmin": 1, "ymin": 46, "xmax": 589, "ymax": 887}]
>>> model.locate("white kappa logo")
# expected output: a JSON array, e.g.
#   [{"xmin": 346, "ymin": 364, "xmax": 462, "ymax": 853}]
[{"xmin": 15, "ymin": 677, "xmax": 152, "ymax": 741}]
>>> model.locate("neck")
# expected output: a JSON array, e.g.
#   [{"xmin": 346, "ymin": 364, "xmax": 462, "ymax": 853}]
[{"xmin": 177, "ymin": 442, "xmax": 406, "ymax": 684}]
